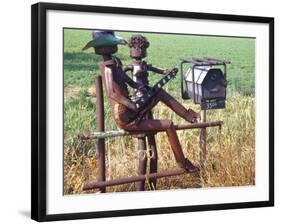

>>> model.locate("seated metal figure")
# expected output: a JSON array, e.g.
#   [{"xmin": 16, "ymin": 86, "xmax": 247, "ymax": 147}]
[{"xmin": 83, "ymin": 31, "xmax": 199, "ymax": 173}]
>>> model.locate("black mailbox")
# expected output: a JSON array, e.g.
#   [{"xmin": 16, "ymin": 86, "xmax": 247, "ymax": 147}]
[{"xmin": 180, "ymin": 57, "xmax": 230, "ymax": 110}]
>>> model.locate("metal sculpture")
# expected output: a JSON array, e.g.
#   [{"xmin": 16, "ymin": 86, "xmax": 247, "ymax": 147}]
[
  {"xmin": 97, "ymin": 32, "xmax": 199, "ymax": 170},
  {"xmin": 80, "ymin": 31, "xmax": 223, "ymax": 192}
]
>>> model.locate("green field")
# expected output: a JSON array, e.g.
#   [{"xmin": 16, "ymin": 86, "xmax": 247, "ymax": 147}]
[
  {"xmin": 64, "ymin": 29, "xmax": 255, "ymax": 89},
  {"xmin": 63, "ymin": 29, "xmax": 255, "ymax": 194}
]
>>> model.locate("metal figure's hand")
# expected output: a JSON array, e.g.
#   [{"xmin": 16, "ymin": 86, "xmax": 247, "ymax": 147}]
[
  {"xmin": 165, "ymin": 67, "xmax": 178, "ymax": 75},
  {"xmin": 127, "ymin": 101, "xmax": 138, "ymax": 112},
  {"xmin": 171, "ymin": 67, "xmax": 179, "ymax": 74}
]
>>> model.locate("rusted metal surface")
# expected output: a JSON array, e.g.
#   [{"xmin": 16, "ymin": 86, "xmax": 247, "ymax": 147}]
[
  {"xmin": 147, "ymin": 135, "xmax": 158, "ymax": 189},
  {"xmin": 128, "ymin": 34, "xmax": 149, "ymax": 59},
  {"xmin": 180, "ymin": 57, "xmax": 230, "ymax": 66},
  {"xmin": 83, "ymin": 168, "xmax": 188, "ymax": 190},
  {"xmin": 136, "ymin": 137, "xmax": 147, "ymax": 191},
  {"xmin": 146, "ymin": 112, "xmax": 158, "ymax": 189},
  {"xmin": 199, "ymin": 110, "xmax": 207, "ymax": 168},
  {"xmin": 78, "ymin": 121, "xmax": 223, "ymax": 140},
  {"xmin": 96, "ymin": 75, "xmax": 106, "ymax": 193}
]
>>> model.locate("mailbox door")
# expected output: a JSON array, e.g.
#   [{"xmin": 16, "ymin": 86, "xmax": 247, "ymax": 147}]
[{"xmin": 202, "ymin": 69, "xmax": 226, "ymax": 100}]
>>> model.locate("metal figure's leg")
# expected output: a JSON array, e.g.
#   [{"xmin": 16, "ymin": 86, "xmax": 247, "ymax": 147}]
[
  {"xmin": 157, "ymin": 90, "xmax": 198, "ymax": 123},
  {"xmin": 147, "ymin": 135, "xmax": 158, "ymax": 189},
  {"xmin": 165, "ymin": 122, "xmax": 187, "ymax": 167},
  {"xmin": 145, "ymin": 90, "xmax": 198, "ymax": 123},
  {"xmin": 146, "ymin": 111, "xmax": 158, "ymax": 189},
  {"xmin": 136, "ymin": 136, "xmax": 147, "ymax": 191}
]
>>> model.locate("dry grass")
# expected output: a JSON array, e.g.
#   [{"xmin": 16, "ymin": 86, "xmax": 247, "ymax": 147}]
[{"xmin": 63, "ymin": 94, "xmax": 255, "ymax": 195}]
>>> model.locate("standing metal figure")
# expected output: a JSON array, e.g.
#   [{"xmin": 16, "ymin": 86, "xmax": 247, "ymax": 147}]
[
  {"xmin": 83, "ymin": 31, "xmax": 199, "ymax": 177},
  {"xmin": 124, "ymin": 35, "xmax": 182, "ymax": 189}
]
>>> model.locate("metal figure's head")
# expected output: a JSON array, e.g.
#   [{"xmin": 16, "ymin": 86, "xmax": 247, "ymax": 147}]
[
  {"xmin": 128, "ymin": 35, "xmax": 150, "ymax": 59},
  {"xmin": 82, "ymin": 31, "xmax": 127, "ymax": 55}
]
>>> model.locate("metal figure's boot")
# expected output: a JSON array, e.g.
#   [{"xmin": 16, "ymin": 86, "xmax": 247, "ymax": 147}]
[{"xmin": 184, "ymin": 159, "xmax": 199, "ymax": 173}]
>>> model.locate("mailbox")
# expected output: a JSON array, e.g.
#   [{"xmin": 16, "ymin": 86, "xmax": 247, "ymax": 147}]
[{"xmin": 180, "ymin": 57, "xmax": 230, "ymax": 110}]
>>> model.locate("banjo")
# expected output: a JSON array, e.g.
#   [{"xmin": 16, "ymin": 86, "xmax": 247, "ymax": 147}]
[{"xmin": 114, "ymin": 68, "xmax": 178, "ymax": 126}]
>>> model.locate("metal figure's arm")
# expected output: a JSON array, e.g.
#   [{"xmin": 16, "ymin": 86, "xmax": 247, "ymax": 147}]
[
  {"xmin": 147, "ymin": 64, "xmax": 166, "ymax": 75},
  {"xmin": 123, "ymin": 64, "xmax": 144, "ymax": 88},
  {"xmin": 123, "ymin": 64, "xmax": 133, "ymax": 73},
  {"xmin": 148, "ymin": 65, "xmax": 179, "ymax": 77},
  {"xmin": 123, "ymin": 73, "xmax": 143, "ymax": 89}
]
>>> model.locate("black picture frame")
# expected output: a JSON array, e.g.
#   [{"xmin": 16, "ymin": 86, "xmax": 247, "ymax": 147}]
[{"xmin": 31, "ymin": 2, "xmax": 274, "ymax": 222}]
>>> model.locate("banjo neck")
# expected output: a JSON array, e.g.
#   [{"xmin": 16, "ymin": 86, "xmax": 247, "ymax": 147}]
[{"xmin": 135, "ymin": 71, "xmax": 177, "ymax": 110}]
